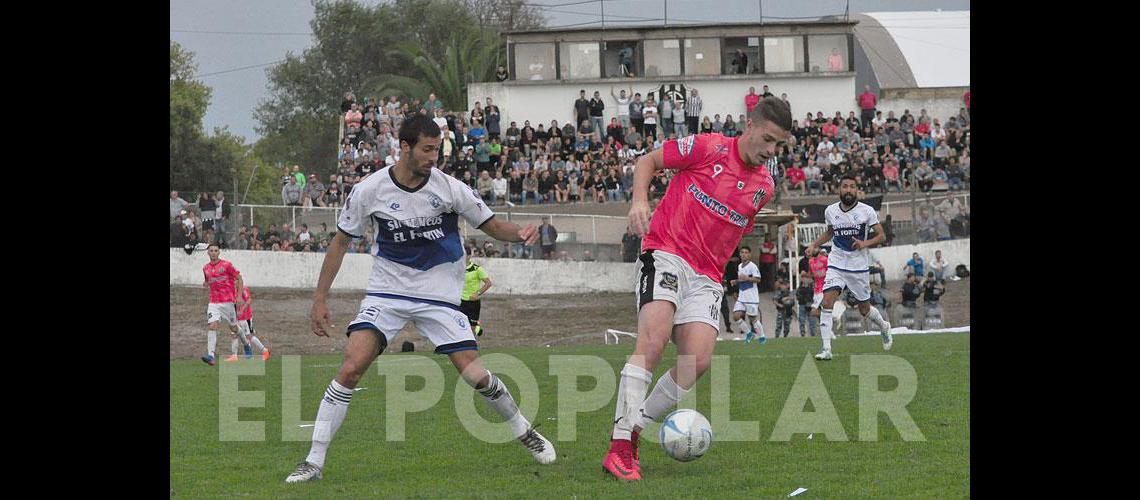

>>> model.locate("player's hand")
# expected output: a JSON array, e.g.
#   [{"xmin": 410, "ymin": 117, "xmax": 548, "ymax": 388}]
[
  {"xmin": 729, "ymin": 279, "xmax": 737, "ymax": 286},
  {"xmin": 805, "ymin": 244, "xmax": 817, "ymax": 257},
  {"xmin": 470, "ymin": 293, "xmax": 480, "ymax": 302},
  {"xmin": 310, "ymin": 298, "xmax": 335, "ymax": 337},
  {"xmin": 629, "ymin": 199, "xmax": 651, "ymax": 236},
  {"xmin": 851, "ymin": 239, "xmax": 867, "ymax": 250},
  {"xmin": 518, "ymin": 224, "xmax": 539, "ymax": 245}
]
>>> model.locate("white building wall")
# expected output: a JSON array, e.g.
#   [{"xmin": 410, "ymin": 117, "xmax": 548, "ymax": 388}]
[{"xmin": 469, "ymin": 75, "xmax": 855, "ymax": 132}]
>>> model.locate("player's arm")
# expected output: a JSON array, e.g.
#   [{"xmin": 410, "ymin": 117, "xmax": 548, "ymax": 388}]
[
  {"xmin": 628, "ymin": 148, "xmax": 666, "ymax": 235},
  {"xmin": 853, "ymin": 223, "xmax": 886, "ymax": 250},
  {"xmin": 805, "ymin": 226, "xmax": 833, "ymax": 257},
  {"xmin": 479, "ymin": 216, "xmax": 539, "ymax": 245},
  {"xmin": 472, "ymin": 277, "xmax": 493, "ymax": 301},
  {"xmin": 310, "ymin": 230, "xmax": 352, "ymax": 337}
]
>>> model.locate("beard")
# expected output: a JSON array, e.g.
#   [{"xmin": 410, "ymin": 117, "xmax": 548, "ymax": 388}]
[{"xmin": 840, "ymin": 193, "xmax": 857, "ymax": 205}]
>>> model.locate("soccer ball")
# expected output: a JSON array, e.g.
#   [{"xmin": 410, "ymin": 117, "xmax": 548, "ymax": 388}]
[{"xmin": 659, "ymin": 409, "xmax": 713, "ymax": 462}]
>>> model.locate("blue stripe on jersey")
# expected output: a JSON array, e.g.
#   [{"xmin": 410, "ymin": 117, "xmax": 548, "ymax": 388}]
[
  {"xmin": 373, "ymin": 212, "xmax": 464, "ymax": 271},
  {"xmin": 830, "ymin": 223, "xmax": 867, "ymax": 252},
  {"xmin": 738, "ymin": 281, "xmax": 755, "ymax": 291},
  {"xmin": 366, "ymin": 293, "xmax": 462, "ymax": 311},
  {"xmin": 827, "ymin": 265, "xmax": 870, "ymax": 273}
]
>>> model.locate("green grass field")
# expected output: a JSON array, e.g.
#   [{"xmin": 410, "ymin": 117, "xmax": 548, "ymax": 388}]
[{"xmin": 170, "ymin": 333, "xmax": 969, "ymax": 498}]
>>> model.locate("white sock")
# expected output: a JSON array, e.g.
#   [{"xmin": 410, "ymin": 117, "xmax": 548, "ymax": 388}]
[
  {"xmin": 230, "ymin": 338, "xmax": 240, "ymax": 355},
  {"xmin": 733, "ymin": 318, "xmax": 751, "ymax": 335},
  {"xmin": 820, "ymin": 308, "xmax": 834, "ymax": 350},
  {"xmin": 306, "ymin": 379, "xmax": 354, "ymax": 468},
  {"xmin": 864, "ymin": 306, "xmax": 888, "ymax": 331},
  {"xmin": 249, "ymin": 336, "xmax": 266, "ymax": 352},
  {"xmin": 612, "ymin": 363, "xmax": 652, "ymax": 440},
  {"xmin": 753, "ymin": 319, "xmax": 766, "ymax": 337},
  {"xmin": 207, "ymin": 331, "xmax": 217, "ymax": 356},
  {"xmin": 477, "ymin": 371, "xmax": 531, "ymax": 438},
  {"xmin": 634, "ymin": 370, "xmax": 690, "ymax": 431}
]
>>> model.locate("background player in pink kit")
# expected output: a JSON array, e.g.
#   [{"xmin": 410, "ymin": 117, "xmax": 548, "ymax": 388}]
[
  {"xmin": 809, "ymin": 248, "xmax": 829, "ymax": 313},
  {"xmin": 226, "ymin": 286, "xmax": 270, "ymax": 361},
  {"xmin": 201, "ymin": 244, "xmax": 244, "ymax": 366},
  {"xmin": 602, "ymin": 97, "xmax": 791, "ymax": 481}
]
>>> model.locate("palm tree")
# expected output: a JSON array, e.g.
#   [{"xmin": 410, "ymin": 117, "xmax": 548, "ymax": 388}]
[{"xmin": 367, "ymin": 30, "xmax": 502, "ymax": 111}]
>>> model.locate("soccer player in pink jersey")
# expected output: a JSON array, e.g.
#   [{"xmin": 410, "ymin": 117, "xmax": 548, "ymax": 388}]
[
  {"xmin": 809, "ymin": 248, "xmax": 829, "ymax": 311},
  {"xmin": 226, "ymin": 286, "xmax": 271, "ymax": 362},
  {"xmin": 602, "ymin": 97, "xmax": 791, "ymax": 481},
  {"xmin": 201, "ymin": 244, "xmax": 245, "ymax": 366}
]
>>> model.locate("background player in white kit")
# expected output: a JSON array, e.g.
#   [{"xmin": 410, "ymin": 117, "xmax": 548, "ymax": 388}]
[
  {"xmin": 286, "ymin": 115, "xmax": 555, "ymax": 484},
  {"xmin": 804, "ymin": 175, "xmax": 892, "ymax": 360},
  {"xmin": 730, "ymin": 245, "xmax": 766, "ymax": 344}
]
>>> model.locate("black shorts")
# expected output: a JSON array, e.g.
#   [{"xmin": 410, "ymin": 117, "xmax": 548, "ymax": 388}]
[{"xmin": 460, "ymin": 299, "xmax": 481, "ymax": 322}]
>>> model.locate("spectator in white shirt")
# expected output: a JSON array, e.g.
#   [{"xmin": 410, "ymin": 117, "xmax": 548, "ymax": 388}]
[
  {"xmin": 492, "ymin": 171, "xmax": 509, "ymax": 205},
  {"xmin": 816, "ymin": 138, "xmax": 834, "ymax": 154},
  {"xmin": 804, "ymin": 163, "xmax": 823, "ymax": 195}
]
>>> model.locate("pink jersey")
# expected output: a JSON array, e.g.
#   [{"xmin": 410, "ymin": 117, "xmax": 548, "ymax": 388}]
[
  {"xmin": 236, "ymin": 287, "xmax": 253, "ymax": 321},
  {"xmin": 203, "ymin": 259, "xmax": 241, "ymax": 304},
  {"xmin": 809, "ymin": 254, "xmax": 828, "ymax": 293},
  {"xmin": 644, "ymin": 134, "xmax": 775, "ymax": 283}
]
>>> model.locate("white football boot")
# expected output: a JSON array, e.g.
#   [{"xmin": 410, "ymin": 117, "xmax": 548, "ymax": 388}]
[
  {"xmin": 814, "ymin": 349, "xmax": 833, "ymax": 361},
  {"xmin": 881, "ymin": 321, "xmax": 893, "ymax": 351},
  {"xmin": 518, "ymin": 427, "xmax": 556, "ymax": 464},
  {"xmin": 285, "ymin": 461, "xmax": 323, "ymax": 483}
]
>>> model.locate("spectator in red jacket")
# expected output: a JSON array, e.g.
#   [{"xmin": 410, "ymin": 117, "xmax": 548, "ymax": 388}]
[
  {"xmin": 786, "ymin": 164, "xmax": 806, "ymax": 195},
  {"xmin": 745, "ymin": 87, "xmax": 761, "ymax": 114},
  {"xmin": 963, "ymin": 88, "xmax": 970, "ymax": 111},
  {"xmin": 858, "ymin": 85, "xmax": 877, "ymax": 131}
]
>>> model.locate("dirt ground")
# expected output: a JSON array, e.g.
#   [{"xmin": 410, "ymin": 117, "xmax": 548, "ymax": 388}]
[{"xmin": 170, "ymin": 277, "xmax": 969, "ymax": 359}]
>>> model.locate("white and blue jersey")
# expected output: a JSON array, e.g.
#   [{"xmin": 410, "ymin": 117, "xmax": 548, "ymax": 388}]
[
  {"xmin": 736, "ymin": 261, "xmax": 761, "ymax": 303},
  {"xmin": 824, "ymin": 201, "xmax": 879, "ymax": 272},
  {"xmin": 337, "ymin": 166, "xmax": 495, "ymax": 306}
]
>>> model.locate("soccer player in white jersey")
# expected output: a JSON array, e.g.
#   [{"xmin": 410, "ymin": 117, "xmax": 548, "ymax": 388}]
[
  {"xmin": 286, "ymin": 115, "xmax": 555, "ymax": 484},
  {"xmin": 731, "ymin": 245, "xmax": 766, "ymax": 344},
  {"xmin": 804, "ymin": 175, "xmax": 892, "ymax": 360}
]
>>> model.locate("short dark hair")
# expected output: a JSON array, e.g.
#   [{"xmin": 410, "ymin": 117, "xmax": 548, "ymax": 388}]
[
  {"xmin": 739, "ymin": 245, "xmax": 751, "ymax": 252},
  {"xmin": 207, "ymin": 243, "xmax": 220, "ymax": 250},
  {"xmin": 840, "ymin": 174, "xmax": 858, "ymax": 184},
  {"xmin": 747, "ymin": 96, "xmax": 793, "ymax": 131},
  {"xmin": 398, "ymin": 114, "xmax": 440, "ymax": 149}
]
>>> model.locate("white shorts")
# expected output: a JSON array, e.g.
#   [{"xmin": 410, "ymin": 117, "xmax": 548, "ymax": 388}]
[
  {"xmin": 732, "ymin": 300, "xmax": 760, "ymax": 317},
  {"xmin": 347, "ymin": 294, "xmax": 478, "ymax": 354},
  {"xmin": 812, "ymin": 292, "xmax": 824, "ymax": 309},
  {"xmin": 822, "ymin": 267, "xmax": 871, "ymax": 303},
  {"xmin": 207, "ymin": 302, "xmax": 238, "ymax": 326},
  {"xmin": 636, "ymin": 250, "xmax": 722, "ymax": 331}
]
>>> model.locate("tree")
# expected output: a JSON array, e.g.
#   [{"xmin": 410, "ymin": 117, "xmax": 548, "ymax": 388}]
[
  {"xmin": 463, "ymin": 0, "xmax": 546, "ymax": 31},
  {"xmin": 376, "ymin": 29, "xmax": 503, "ymax": 111}
]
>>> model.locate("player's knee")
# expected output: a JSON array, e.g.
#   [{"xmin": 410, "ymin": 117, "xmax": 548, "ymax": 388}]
[{"xmin": 207, "ymin": 321, "xmax": 220, "ymax": 330}]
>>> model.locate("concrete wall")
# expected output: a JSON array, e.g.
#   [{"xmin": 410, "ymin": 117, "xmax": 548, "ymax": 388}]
[
  {"xmin": 468, "ymin": 74, "xmax": 855, "ymax": 133},
  {"xmin": 869, "ymin": 238, "xmax": 969, "ymax": 283},
  {"xmin": 170, "ymin": 249, "xmax": 638, "ymax": 294},
  {"xmin": 879, "ymin": 87, "xmax": 969, "ymax": 125}
]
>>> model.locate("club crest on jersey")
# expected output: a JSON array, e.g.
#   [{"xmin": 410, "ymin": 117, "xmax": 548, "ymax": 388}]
[
  {"xmin": 714, "ymin": 144, "xmax": 729, "ymax": 155},
  {"xmin": 659, "ymin": 272, "xmax": 678, "ymax": 292},
  {"xmin": 752, "ymin": 188, "xmax": 767, "ymax": 209},
  {"xmin": 428, "ymin": 193, "xmax": 443, "ymax": 209},
  {"xmin": 736, "ymin": 181, "xmax": 745, "ymax": 190},
  {"xmin": 389, "ymin": 202, "xmax": 401, "ymax": 211},
  {"xmin": 677, "ymin": 135, "xmax": 696, "ymax": 157}
]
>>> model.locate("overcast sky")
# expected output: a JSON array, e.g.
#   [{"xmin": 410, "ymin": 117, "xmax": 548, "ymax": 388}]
[{"xmin": 171, "ymin": 0, "xmax": 969, "ymax": 142}]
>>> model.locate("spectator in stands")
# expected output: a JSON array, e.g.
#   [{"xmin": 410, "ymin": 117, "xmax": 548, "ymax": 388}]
[
  {"xmin": 170, "ymin": 214, "xmax": 188, "ymax": 247},
  {"xmin": 804, "ymin": 161, "xmax": 823, "ymax": 195},
  {"xmin": 340, "ymin": 91, "xmax": 355, "ymax": 113},
  {"xmin": 642, "ymin": 97, "xmax": 658, "ymax": 140},
  {"xmin": 280, "ymin": 223, "xmax": 295, "ymax": 245},
  {"xmin": 685, "ymin": 87, "xmax": 702, "ymax": 134},
  {"xmin": 574, "ymin": 90, "xmax": 590, "ymax": 130},
  {"xmin": 589, "ymin": 90, "xmax": 606, "ymax": 137},
  {"xmin": 786, "ymin": 163, "xmax": 806, "ymax": 195},
  {"xmin": 538, "ymin": 170, "xmax": 555, "ymax": 204},
  {"xmin": 732, "ymin": 49, "xmax": 748, "ymax": 74},
  {"xmin": 170, "ymin": 191, "xmax": 189, "ymax": 221},
  {"xmin": 933, "ymin": 208, "xmax": 952, "ymax": 240},
  {"xmin": 796, "ymin": 271, "xmax": 819, "ymax": 337},
  {"xmin": 858, "ymin": 84, "xmax": 877, "ymax": 130},
  {"xmin": 423, "ymin": 93, "xmax": 442, "ymax": 114},
  {"xmin": 304, "ymin": 174, "xmax": 326, "ymax": 209},
  {"xmin": 914, "ymin": 161, "xmax": 934, "ymax": 192},
  {"xmin": 538, "ymin": 217, "xmax": 558, "ymax": 259},
  {"xmin": 610, "ymin": 86, "xmax": 632, "ymax": 129},
  {"xmin": 495, "ymin": 65, "xmax": 509, "ymax": 82},
  {"xmin": 282, "ymin": 176, "xmax": 302, "ymax": 206},
  {"xmin": 605, "ymin": 167, "xmax": 622, "ymax": 202},
  {"xmin": 508, "ymin": 169, "xmax": 524, "ymax": 204},
  {"xmin": 758, "ymin": 235, "xmax": 778, "ymax": 291},
  {"xmin": 721, "ymin": 114, "xmax": 737, "ymax": 137},
  {"xmin": 621, "ymin": 225, "xmax": 641, "ymax": 263},
  {"xmin": 484, "ymin": 98, "xmax": 502, "ymax": 140},
  {"xmin": 492, "ymin": 171, "xmax": 508, "ymax": 206},
  {"xmin": 671, "ymin": 97, "xmax": 686, "ymax": 137},
  {"xmin": 568, "ymin": 169, "xmax": 582, "ymax": 203},
  {"xmin": 628, "ymin": 93, "xmax": 644, "ymax": 136},
  {"xmin": 324, "ymin": 182, "xmax": 341, "ymax": 207},
  {"xmin": 745, "ymin": 87, "xmax": 761, "ymax": 114},
  {"xmin": 869, "ymin": 281, "xmax": 890, "ymax": 314},
  {"xmin": 522, "ymin": 171, "xmax": 539, "ymax": 204},
  {"xmin": 931, "ymin": 249, "xmax": 948, "ymax": 281},
  {"xmin": 906, "ymin": 252, "xmax": 926, "ymax": 277},
  {"xmin": 477, "ymin": 170, "xmax": 494, "ymax": 203},
  {"xmin": 345, "ymin": 103, "xmax": 362, "ymax": 130},
  {"xmin": 197, "ymin": 192, "xmax": 216, "ymax": 231},
  {"xmin": 552, "ymin": 170, "xmax": 569, "ymax": 203}
]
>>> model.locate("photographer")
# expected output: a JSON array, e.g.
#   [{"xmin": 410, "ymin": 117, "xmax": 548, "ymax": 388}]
[
  {"xmin": 900, "ymin": 273, "xmax": 922, "ymax": 307},
  {"xmin": 922, "ymin": 271, "xmax": 946, "ymax": 308}
]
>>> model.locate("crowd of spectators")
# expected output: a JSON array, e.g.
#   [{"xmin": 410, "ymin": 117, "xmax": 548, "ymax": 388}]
[{"xmin": 171, "ymin": 84, "xmax": 970, "ymax": 256}]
